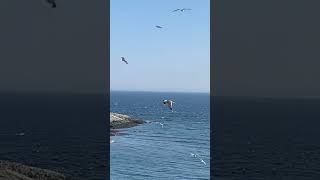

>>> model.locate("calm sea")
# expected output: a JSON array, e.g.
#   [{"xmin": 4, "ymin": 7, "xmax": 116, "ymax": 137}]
[
  {"xmin": 213, "ymin": 96, "xmax": 320, "ymax": 180},
  {"xmin": 0, "ymin": 92, "xmax": 108, "ymax": 180},
  {"xmin": 110, "ymin": 91, "xmax": 210, "ymax": 180}
]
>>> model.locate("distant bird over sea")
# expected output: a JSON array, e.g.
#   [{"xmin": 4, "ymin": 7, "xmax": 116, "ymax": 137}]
[
  {"xmin": 163, "ymin": 100, "xmax": 175, "ymax": 111},
  {"xmin": 45, "ymin": 0, "xmax": 57, "ymax": 8},
  {"xmin": 155, "ymin": 25, "xmax": 163, "ymax": 28},
  {"xmin": 121, "ymin": 57, "xmax": 128, "ymax": 64},
  {"xmin": 172, "ymin": 8, "xmax": 192, "ymax": 12},
  {"xmin": 190, "ymin": 153, "xmax": 206, "ymax": 165}
]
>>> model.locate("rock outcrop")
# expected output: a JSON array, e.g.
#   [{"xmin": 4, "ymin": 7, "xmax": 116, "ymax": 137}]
[
  {"xmin": 110, "ymin": 112, "xmax": 144, "ymax": 129},
  {"xmin": 0, "ymin": 161, "xmax": 71, "ymax": 180}
]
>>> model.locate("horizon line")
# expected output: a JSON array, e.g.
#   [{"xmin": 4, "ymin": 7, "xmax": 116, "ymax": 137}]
[{"xmin": 110, "ymin": 89, "xmax": 210, "ymax": 94}]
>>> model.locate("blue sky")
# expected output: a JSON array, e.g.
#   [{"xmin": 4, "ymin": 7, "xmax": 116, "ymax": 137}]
[{"xmin": 111, "ymin": 0, "xmax": 210, "ymax": 93}]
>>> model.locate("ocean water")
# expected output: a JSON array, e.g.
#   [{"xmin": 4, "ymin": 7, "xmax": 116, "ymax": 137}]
[
  {"xmin": 213, "ymin": 96, "xmax": 320, "ymax": 180},
  {"xmin": 110, "ymin": 91, "xmax": 210, "ymax": 180},
  {"xmin": 0, "ymin": 93, "xmax": 108, "ymax": 180}
]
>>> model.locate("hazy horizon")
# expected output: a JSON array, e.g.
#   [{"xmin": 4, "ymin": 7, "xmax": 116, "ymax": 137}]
[{"xmin": 110, "ymin": 89, "xmax": 209, "ymax": 93}]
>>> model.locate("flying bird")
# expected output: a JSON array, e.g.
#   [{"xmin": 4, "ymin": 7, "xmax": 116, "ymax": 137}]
[
  {"xmin": 180, "ymin": 8, "xmax": 192, "ymax": 11},
  {"xmin": 121, "ymin": 57, "xmax": 128, "ymax": 64},
  {"xmin": 172, "ymin": 9, "xmax": 181, "ymax": 12},
  {"xmin": 163, "ymin": 100, "xmax": 175, "ymax": 111},
  {"xmin": 155, "ymin": 25, "xmax": 163, "ymax": 28},
  {"xmin": 172, "ymin": 8, "xmax": 192, "ymax": 12},
  {"xmin": 46, "ymin": 0, "xmax": 57, "ymax": 8},
  {"xmin": 190, "ymin": 153, "xmax": 207, "ymax": 165}
]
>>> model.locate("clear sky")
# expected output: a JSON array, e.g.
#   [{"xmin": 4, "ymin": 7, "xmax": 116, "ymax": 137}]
[{"xmin": 111, "ymin": 0, "xmax": 210, "ymax": 93}]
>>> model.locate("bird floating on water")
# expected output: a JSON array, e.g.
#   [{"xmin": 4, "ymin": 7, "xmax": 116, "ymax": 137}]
[
  {"xmin": 163, "ymin": 100, "xmax": 175, "ymax": 111},
  {"xmin": 121, "ymin": 57, "xmax": 128, "ymax": 64},
  {"xmin": 45, "ymin": 0, "xmax": 57, "ymax": 8}
]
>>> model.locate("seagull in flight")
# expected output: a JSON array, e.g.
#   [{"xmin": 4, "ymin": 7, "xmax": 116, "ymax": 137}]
[
  {"xmin": 181, "ymin": 8, "xmax": 192, "ymax": 12},
  {"xmin": 190, "ymin": 153, "xmax": 207, "ymax": 165},
  {"xmin": 46, "ymin": 0, "xmax": 57, "ymax": 8},
  {"xmin": 172, "ymin": 8, "xmax": 192, "ymax": 12},
  {"xmin": 172, "ymin": 9, "xmax": 181, "ymax": 12},
  {"xmin": 155, "ymin": 25, "xmax": 163, "ymax": 28},
  {"xmin": 163, "ymin": 100, "xmax": 175, "ymax": 111},
  {"xmin": 121, "ymin": 57, "xmax": 128, "ymax": 64}
]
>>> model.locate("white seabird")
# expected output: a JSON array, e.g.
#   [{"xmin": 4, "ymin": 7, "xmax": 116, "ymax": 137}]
[
  {"xmin": 163, "ymin": 99, "xmax": 175, "ymax": 111},
  {"xmin": 190, "ymin": 153, "xmax": 207, "ymax": 165}
]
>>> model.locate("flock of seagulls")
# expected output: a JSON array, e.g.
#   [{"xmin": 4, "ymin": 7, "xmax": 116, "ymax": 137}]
[
  {"xmin": 120, "ymin": 7, "xmax": 192, "ymax": 64},
  {"xmin": 120, "ymin": 8, "xmax": 192, "ymax": 112},
  {"xmin": 40, "ymin": 1, "xmax": 205, "ymax": 167}
]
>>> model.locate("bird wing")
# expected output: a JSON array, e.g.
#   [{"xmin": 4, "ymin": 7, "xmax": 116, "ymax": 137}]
[
  {"xmin": 172, "ymin": 9, "xmax": 180, "ymax": 12},
  {"xmin": 168, "ymin": 101, "xmax": 173, "ymax": 110}
]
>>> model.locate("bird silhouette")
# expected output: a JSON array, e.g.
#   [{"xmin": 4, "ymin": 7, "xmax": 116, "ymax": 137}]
[
  {"xmin": 172, "ymin": 9, "xmax": 181, "ymax": 12},
  {"xmin": 172, "ymin": 8, "xmax": 192, "ymax": 12},
  {"xmin": 121, "ymin": 57, "xmax": 128, "ymax": 64},
  {"xmin": 180, "ymin": 8, "xmax": 192, "ymax": 12},
  {"xmin": 155, "ymin": 25, "xmax": 163, "ymax": 28}
]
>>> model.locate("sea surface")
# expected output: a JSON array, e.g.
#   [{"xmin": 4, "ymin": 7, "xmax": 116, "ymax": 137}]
[
  {"xmin": 0, "ymin": 92, "xmax": 108, "ymax": 180},
  {"xmin": 213, "ymin": 96, "xmax": 320, "ymax": 180},
  {"xmin": 110, "ymin": 91, "xmax": 210, "ymax": 180}
]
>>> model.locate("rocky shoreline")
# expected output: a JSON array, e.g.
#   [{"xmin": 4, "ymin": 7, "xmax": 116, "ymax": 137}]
[
  {"xmin": 110, "ymin": 112, "xmax": 144, "ymax": 129},
  {"xmin": 0, "ymin": 161, "xmax": 71, "ymax": 180},
  {"xmin": 110, "ymin": 112, "xmax": 145, "ymax": 136}
]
